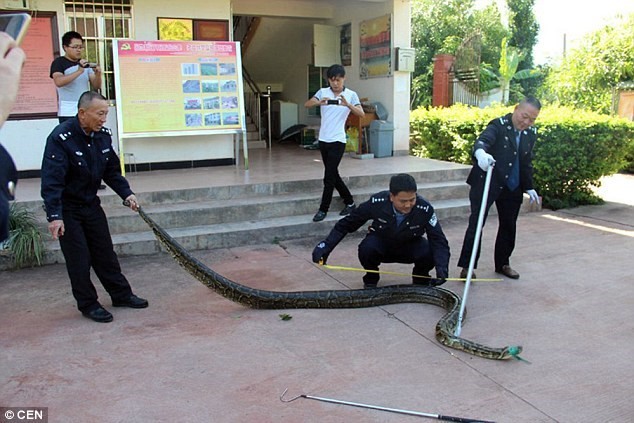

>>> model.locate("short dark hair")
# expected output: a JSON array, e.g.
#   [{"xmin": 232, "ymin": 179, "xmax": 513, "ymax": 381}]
[
  {"xmin": 389, "ymin": 173, "xmax": 417, "ymax": 195},
  {"xmin": 62, "ymin": 31, "xmax": 83, "ymax": 47},
  {"xmin": 326, "ymin": 64, "xmax": 345, "ymax": 79},
  {"xmin": 520, "ymin": 96, "xmax": 542, "ymax": 110},
  {"xmin": 78, "ymin": 91, "xmax": 107, "ymax": 110}
]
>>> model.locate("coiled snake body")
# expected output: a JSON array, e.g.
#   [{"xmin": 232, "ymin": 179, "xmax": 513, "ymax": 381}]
[{"xmin": 137, "ymin": 207, "xmax": 521, "ymax": 360}]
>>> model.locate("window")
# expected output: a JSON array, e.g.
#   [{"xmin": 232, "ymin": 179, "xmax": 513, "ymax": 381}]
[{"xmin": 64, "ymin": 0, "xmax": 133, "ymax": 100}]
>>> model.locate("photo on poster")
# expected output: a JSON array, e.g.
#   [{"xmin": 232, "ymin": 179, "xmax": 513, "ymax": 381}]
[
  {"xmin": 201, "ymin": 63, "xmax": 218, "ymax": 76},
  {"xmin": 181, "ymin": 63, "xmax": 200, "ymax": 76},
  {"xmin": 221, "ymin": 80, "xmax": 237, "ymax": 92},
  {"xmin": 221, "ymin": 96, "xmax": 238, "ymax": 109},
  {"xmin": 182, "ymin": 80, "xmax": 201, "ymax": 93},
  {"xmin": 202, "ymin": 80, "xmax": 219, "ymax": 93},
  {"xmin": 203, "ymin": 96, "xmax": 220, "ymax": 109},
  {"xmin": 204, "ymin": 112, "xmax": 222, "ymax": 126},
  {"xmin": 184, "ymin": 98, "xmax": 202, "ymax": 110},
  {"xmin": 219, "ymin": 63, "xmax": 236, "ymax": 75},
  {"xmin": 185, "ymin": 113, "xmax": 203, "ymax": 127},
  {"xmin": 222, "ymin": 112, "xmax": 239, "ymax": 125}
]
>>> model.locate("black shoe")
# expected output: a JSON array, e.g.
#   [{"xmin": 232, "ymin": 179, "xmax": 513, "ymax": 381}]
[
  {"xmin": 312, "ymin": 210, "xmax": 327, "ymax": 222},
  {"xmin": 82, "ymin": 306, "xmax": 113, "ymax": 323},
  {"xmin": 340, "ymin": 204, "xmax": 356, "ymax": 216},
  {"xmin": 412, "ymin": 274, "xmax": 431, "ymax": 285},
  {"xmin": 460, "ymin": 268, "xmax": 476, "ymax": 280},
  {"xmin": 495, "ymin": 265, "xmax": 520, "ymax": 279},
  {"xmin": 99, "ymin": 184, "xmax": 107, "ymax": 190},
  {"xmin": 112, "ymin": 294, "xmax": 149, "ymax": 308},
  {"xmin": 363, "ymin": 283, "xmax": 378, "ymax": 289}
]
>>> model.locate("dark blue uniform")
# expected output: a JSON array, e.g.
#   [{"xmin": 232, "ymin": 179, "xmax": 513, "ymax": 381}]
[
  {"xmin": 41, "ymin": 117, "xmax": 135, "ymax": 312},
  {"xmin": 0, "ymin": 144, "xmax": 18, "ymax": 242},
  {"xmin": 320, "ymin": 190, "xmax": 450, "ymax": 286},
  {"xmin": 457, "ymin": 113, "xmax": 537, "ymax": 271}
]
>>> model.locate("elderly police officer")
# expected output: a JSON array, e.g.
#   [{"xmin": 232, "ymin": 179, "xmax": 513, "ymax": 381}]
[
  {"xmin": 312, "ymin": 173, "xmax": 450, "ymax": 288},
  {"xmin": 458, "ymin": 97, "xmax": 541, "ymax": 280},
  {"xmin": 41, "ymin": 91, "xmax": 147, "ymax": 323}
]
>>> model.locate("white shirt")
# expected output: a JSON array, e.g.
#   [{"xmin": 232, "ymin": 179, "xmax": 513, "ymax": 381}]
[{"xmin": 313, "ymin": 87, "xmax": 361, "ymax": 143}]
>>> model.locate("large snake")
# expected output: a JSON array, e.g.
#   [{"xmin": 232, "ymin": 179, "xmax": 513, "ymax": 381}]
[{"xmin": 136, "ymin": 207, "xmax": 522, "ymax": 360}]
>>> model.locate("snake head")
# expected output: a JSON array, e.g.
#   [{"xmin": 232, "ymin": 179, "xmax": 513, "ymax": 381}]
[{"xmin": 503, "ymin": 345, "xmax": 523, "ymax": 359}]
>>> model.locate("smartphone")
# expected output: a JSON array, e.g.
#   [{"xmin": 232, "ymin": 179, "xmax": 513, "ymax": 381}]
[
  {"xmin": 0, "ymin": 13, "xmax": 32, "ymax": 45},
  {"xmin": 327, "ymin": 99, "xmax": 339, "ymax": 105}
]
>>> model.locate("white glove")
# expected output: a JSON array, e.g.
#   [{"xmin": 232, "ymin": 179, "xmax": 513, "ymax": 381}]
[
  {"xmin": 474, "ymin": 149, "xmax": 495, "ymax": 171},
  {"xmin": 526, "ymin": 189, "xmax": 540, "ymax": 204}
]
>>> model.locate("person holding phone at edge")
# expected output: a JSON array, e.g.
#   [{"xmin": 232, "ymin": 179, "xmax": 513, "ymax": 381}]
[
  {"xmin": 0, "ymin": 31, "xmax": 26, "ymax": 244},
  {"xmin": 50, "ymin": 31, "xmax": 101, "ymax": 124},
  {"xmin": 305, "ymin": 64, "xmax": 365, "ymax": 222}
]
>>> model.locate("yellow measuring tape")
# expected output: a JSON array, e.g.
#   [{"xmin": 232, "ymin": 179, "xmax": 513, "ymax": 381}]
[{"xmin": 320, "ymin": 263, "xmax": 502, "ymax": 282}]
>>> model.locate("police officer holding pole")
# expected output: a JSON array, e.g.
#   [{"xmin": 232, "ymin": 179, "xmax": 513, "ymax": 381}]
[{"xmin": 457, "ymin": 97, "xmax": 542, "ymax": 280}]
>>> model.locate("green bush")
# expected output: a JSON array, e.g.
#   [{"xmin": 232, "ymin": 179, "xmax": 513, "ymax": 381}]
[
  {"xmin": 410, "ymin": 104, "xmax": 634, "ymax": 209},
  {"xmin": 7, "ymin": 203, "xmax": 45, "ymax": 269}
]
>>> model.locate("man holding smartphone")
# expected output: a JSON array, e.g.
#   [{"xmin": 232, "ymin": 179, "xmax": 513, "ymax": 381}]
[
  {"xmin": 304, "ymin": 64, "xmax": 365, "ymax": 222},
  {"xmin": 50, "ymin": 31, "xmax": 101, "ymax": 123}
]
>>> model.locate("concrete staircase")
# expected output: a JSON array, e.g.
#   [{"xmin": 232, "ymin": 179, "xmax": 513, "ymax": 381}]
[{"xmin": 7, "ymin": 167, "xmax": 472, "ymax": 268}]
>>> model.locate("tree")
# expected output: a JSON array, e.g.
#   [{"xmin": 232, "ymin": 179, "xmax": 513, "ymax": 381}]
[
  {"xmin": 542, "ymin": 13, "xmax": 634, "ymax": 114},
  {"xmin": 506, "ymin": 0, "xmax": 539, "ymax": 98},
  {"xmin": 410, "ymin": 0, "xmax": 508, "ymax": 108}
]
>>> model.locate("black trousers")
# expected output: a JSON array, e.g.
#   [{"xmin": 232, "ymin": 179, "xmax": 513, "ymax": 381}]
[
  {"xmin": 358, "ymin": 233, "xmax": 435, "ymax": 285},
  {"xmin": 457, "ymin": 184, "xmax": 523, "ymax": 270},
  {"xmin": 318, "ymin": 141, "xmax": 353, "ymax": 212},
  {"xmin": 58, "ymin": 202, "xmax": 133, "ymax": 312}
]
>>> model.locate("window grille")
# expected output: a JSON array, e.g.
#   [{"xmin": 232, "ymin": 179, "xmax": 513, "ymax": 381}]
[{"xmin": 64, "ymin": 0, "xmax": 133, "ymax": 100}]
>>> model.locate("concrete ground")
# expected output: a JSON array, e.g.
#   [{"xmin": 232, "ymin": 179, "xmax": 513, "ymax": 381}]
[{"xmin": 1, "ymin": 173, "xmax": 632, "ymax": 423}]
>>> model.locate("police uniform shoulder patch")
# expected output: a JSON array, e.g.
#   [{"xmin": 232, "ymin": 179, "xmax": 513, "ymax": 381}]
[
  {"xmin": 58, "ymin": 131, "xmax": 73, "ymax": 141},
  {"xmin": 429, "ymin": 212, "xmax": 438, "ymax": 227},
  {"xmin": 371, "ymin": 195, "xmax": 386, "ymax": 203}
]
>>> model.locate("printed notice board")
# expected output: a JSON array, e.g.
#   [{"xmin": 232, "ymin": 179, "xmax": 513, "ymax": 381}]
[{"xmin": 113, "ymin": 40, "xmax": 245, "ymax": 137}]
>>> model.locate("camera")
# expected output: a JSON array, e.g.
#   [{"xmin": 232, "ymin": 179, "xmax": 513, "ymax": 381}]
[
  {"xmin": 327, "ymin": 99, "xmax": 340, "ymax": 105},
  {"xmin": 81, "ymin": 62, "xmax": 98, "ymax": 69}
]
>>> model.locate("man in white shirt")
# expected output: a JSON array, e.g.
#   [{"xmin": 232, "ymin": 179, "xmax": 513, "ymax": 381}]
[{"xmin": 305, "ymin": 64, "xmax": 365, "ymax": 222}]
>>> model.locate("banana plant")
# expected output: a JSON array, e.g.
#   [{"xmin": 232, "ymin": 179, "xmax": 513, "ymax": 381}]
[{"xmin": 481, "ymin": 37, "xmax": 541, "ymax": 104}]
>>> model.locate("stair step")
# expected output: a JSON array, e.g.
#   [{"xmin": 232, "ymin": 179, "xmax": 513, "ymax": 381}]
[
  {"xmin": 38, "ymin": 197, "xmax": 472, "ymax": 266},
  {"xmin": 77, "ymin": 180, "xmax": 469, "ymax": 234}
]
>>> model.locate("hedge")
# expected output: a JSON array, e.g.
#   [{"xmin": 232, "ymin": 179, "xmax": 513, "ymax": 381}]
[{"xmin": 410, "ymin": 104, "xmax": 634, "ymax": 209}]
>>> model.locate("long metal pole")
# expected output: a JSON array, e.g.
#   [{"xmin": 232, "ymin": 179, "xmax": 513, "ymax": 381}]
[
  {"xmin": 266, "ymin": 85, "xmax": 272, "ymax": 148},
  {"xmin": 455, "ymin": 165, "xmax": 494, "ymax": 337},
  {"xmin": 281, "ymin": 390, "xmax": 495, "ymax": 423}
]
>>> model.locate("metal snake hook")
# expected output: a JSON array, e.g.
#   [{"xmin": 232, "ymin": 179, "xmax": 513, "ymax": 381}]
[
  {"xmin": 279, "ymin": 388, "xmax": 496, "ymax": 422},
  {"xmin": 280, "ymin": 388, "xmax": 304, "ymax": 403}
]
